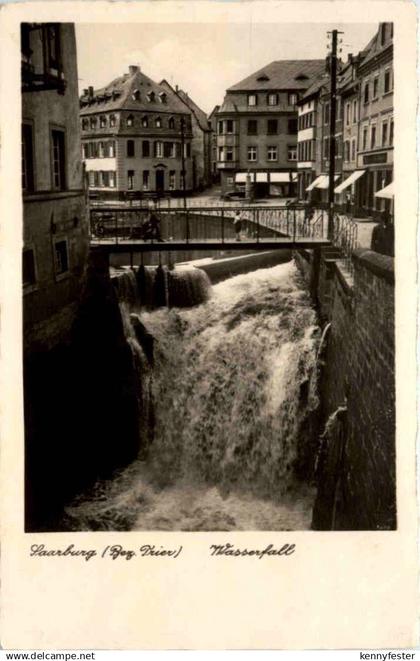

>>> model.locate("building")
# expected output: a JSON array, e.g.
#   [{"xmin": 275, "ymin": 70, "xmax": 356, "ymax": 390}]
[
  {"xmin": 216, "ymin": 60, "xmax": 325, "ymax": 197},
  {"xmin": 80, "ymin": 66, "xmax": 194, "ymax": 200},
  {"xmin": 21, "ymin": 23, "xmax": 89, "ymax": 351},
  {"xmin": 208, "ymin": 105, "xmax": 220, "ymax": 182},
  {"xmin": 297, "ymin": 23, "xmax": 393, "ymax": 218},
  {"xmin": 160, "ymin": 80, "xmax": 212, "ymax": 190},
  {"xmin": 354, "ymin": 23, "xmax": 393, "ymax": 218}
]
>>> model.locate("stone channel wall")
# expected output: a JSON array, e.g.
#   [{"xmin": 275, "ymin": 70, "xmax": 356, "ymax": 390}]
[{"xmin": 295, "ymin": 247, "xmax": 395, "ymax": 530}]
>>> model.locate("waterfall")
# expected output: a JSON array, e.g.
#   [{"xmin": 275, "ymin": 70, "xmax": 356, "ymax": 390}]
[
  {"xmin": 63, "ymin": 261, "xmax": 321, "ymax": 532},
  {"xmin": 111, "ymin": 265, "xmax": 211, "ymax": 309}
]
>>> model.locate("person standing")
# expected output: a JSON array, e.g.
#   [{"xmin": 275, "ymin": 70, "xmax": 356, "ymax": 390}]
[{"xmin": 233, "ymin": 210, "xmax": 242, "ymax": 241}]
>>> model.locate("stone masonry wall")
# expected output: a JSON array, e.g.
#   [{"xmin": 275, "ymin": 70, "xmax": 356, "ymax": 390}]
[{"xmin": 295, "ymin": 248, "xmax": 395, "ymax": 530}]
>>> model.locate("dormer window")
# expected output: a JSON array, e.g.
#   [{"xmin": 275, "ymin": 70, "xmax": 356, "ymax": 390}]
[
  {"xmin": 159, "ymin": 92, "xmax": 167, "ymax": 103},
  {"xmin": 168, "ymin": 117, "xmax": 175, "ymax": 129},
  {"xmin": 132, "ymin": 89, "xmax": 141, "ymax": 101},
  {"xmin": 155, "ymin": 117, "xmax": 162, "ymax": 128},
  {"xmin": 147, "ymin": 91, "xmax": 155, "ymax": 102},
  {"xmin": 257, "ymin": 74, "xmax": 269, "ymax": 82},
  {"xmin": 142, "ymin": 116, "xmax": 149, "ymax": 128},
  {"xmin": 99, "ymin": 115, "xmax": 107, "ymax": 128},
  {"xmin": 127, "ymin": 114, "xmax": 134, "ymax": 127},
  {"xmin": 295, "ymin": 74, "xmax": 309, "ymax": 81}
]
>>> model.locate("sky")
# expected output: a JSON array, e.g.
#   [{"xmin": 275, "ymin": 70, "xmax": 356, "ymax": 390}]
[{"xmin": 75, "ymin": 22, "xmax": 378, "ymax": 115}]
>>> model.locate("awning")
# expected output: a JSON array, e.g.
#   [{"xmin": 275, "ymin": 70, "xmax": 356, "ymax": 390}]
[
  {"xmin": 255, "ymin": 172, "xmax": 268, "ymax": 183},
  {"xmin": 316, "ymin": 174, "xmax": 340, "ymax": 189},
  {"xmin": 235, "ymin": 173, "xmax": 248, "ymax": 183},
  {"xmin": 306, "ymin": 175, "xmax": 325, "ymax": 191},
  {"xmin": 374, "ymin": 182, "xmax": 394, "ymax": 199},
  {"xmin": 334, "ymin": 170, "xmax": 365, "ymax": 194},
  {"xmin": 270, "ymin": 172, "xmax": 297, "ymax": 183}
]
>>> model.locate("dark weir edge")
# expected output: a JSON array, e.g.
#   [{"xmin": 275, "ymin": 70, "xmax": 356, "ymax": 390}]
[{"xmin": 352, "ymin": 248, "xmax": 394, "ymax": 284}]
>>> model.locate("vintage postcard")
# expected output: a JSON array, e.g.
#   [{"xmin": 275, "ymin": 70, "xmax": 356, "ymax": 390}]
[{"xmin": 0, "ymin": 0, "xmax": 418, "ymax": 650}]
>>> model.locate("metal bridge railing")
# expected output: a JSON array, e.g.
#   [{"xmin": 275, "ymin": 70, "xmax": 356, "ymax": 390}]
[{"xmin": 88, "ymin": 204, "xmax": 327, "ymax": 246}]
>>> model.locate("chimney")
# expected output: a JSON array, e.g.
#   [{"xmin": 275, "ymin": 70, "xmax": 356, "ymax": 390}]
[
  {"xmin": 88, "ymin": 86, "xmax": 94, "ymax": 98},
  {"xmin": 129, "ymin": 65, "xmax": 140, "ymax": 75}
]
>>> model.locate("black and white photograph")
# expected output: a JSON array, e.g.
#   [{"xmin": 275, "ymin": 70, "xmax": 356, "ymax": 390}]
[{"xmin": 21, "ymin": 18, "xmax": 397, "ymax": 533}]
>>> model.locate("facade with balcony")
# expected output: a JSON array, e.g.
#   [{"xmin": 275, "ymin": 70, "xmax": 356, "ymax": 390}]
[
  {"xmin": 80, "ymin": 66, "xmax": 193, "ymax": 201},
  {"xmin": 355, "ymin": 23, "xmax": 393, "ymax": 217},
  {"xmin": 21, "ymin": 23, "xmax": 89, "ymax": 352},
  {"xmin": 216, "ymin": 60, "xmax": 325, "ymax": 197}
]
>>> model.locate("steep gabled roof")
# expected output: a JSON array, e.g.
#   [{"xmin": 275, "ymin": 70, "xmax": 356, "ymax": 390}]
[
  {"xmin": 227, "ymin": 59, "xmax": 326, "ymax": 92},
  {"xmin": 80, "ymin": 67, "xmax": 189, "ymax": 116},
  {"xmin": 358, "ymin": 25, "xmax": 392, "ymax": 69},
  {"xmin": 160, "ymin": 79, "xmax": 209, "ymax": 131}
]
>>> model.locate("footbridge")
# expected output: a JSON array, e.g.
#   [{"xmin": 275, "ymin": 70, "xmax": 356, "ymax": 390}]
[{"xmin": 89, "ymin": 205, "xmax": 337, "ymax": 253}]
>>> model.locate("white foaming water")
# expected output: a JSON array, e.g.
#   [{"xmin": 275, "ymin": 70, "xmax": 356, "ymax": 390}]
[{"xmin": 64, "ymin": 261, "xmax": 320, "ymax": 531}]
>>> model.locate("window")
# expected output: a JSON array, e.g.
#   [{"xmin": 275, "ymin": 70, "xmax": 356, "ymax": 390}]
[
  {"xmin": 225, "ymin": 147, "xmax": 233, "ymax": 162},
  {"xmin": 351, "ymin": 139, "xmax": 356, "ymax": 161},
  {"xmin": 54, "ymin": 239, "xmax": 69, "ymax": 276},
  {"xmin": 364, "ymin": 82, "xmax": 369, "ymax": 104},
  {"xmin": 323, "ymin": 103, "xmax": 330, "ymax": 124},
  {"xmin": 267, "ymin": 119, "xmax": 278, "ymax": 135},
  {"xmin": 101, "ymin": 171, "xmax": 109, "ymax": 187},
  {"xmin": 373, "ymin": 77, "xmax": 379, "ymax": 99},
  {"xmin": 288, "ymin": 93, "xmax": 298, "ymax": 105},
  {"xmin": 247, "ymin": 146, "xmax": 257, "ymax": 161},
  {"xmin": 147, "ymin": 91, "xmax": 155, "ymax": 103},
  {"xmin": 98, "ymin": 141, "xmax": 105, "ymax": 158},
  {"xmin": 132, "ymin": 89, "xmax": 141, "ymax": 101},
  {"xmin": 159, "ymin": 92, "xmax": 167, "ymax": 104},
  {"xmin": 226, "ymin": 119, "xmax": 234, "ymax": 134},
  {"xmin": 168, "ymin": 117, "xmax": 175, "ymax": 130},
  {"xmin": 288, "ymin": 118, "xmax": 298, "ymax": 134},
  {"xmin": 142, "ymin": 116, "xmax": 149, "ymax": 128},
  {"xmin": 22, "ymin": 123, "xmax": 34, "ymax": 192},
  {"xmin": 110, "ymin": 114, "xmax": 116, "ymax": 127},
  {"xmin": 267, "ymin": 146, "xmax": 277, "ymax": 161},
  {"xmin": 127, "ymin": 140, "xmax": 135, "ymax": 157},
  {"xmin": 267, "ymin": 93, "xmax": 278, "ymax": 106},
  {"xmin": 169, "ymin": 170, "xmax": 176, "ymax": 190},
  {"xmin": 382, "ymin": 121, "xmax": 388, "ymax": 146},
  {"xmin": 323, "ymin": 137, "xmax": 329, "ymax": 158},
  {"xmin": 127, "ymin": 170, "xmax": 134, "ymax": 190},
  {"xmin": 371, "ymin": 125, "xmax": 376, "ymax": 149},
  {"xmin": 156, "ymin": 117, "xmax": 162, "ymax": 128},
  {"xmin": 384, "ymin": 69, "xmax": 391, "ymax": 94},
  {"xmin": 90, "ymin": 117, "xmax": 97, "ymax": 129},
  {"xmin": 45, "ymin": 24, "xmax": 61, "ymax": 72},
  {"xmin": 143, "ymin": 170, "xmax": 149, "ymax": 190},
  {"xmin": 108, "ymin": 141, "xmax": 115, "ymax": 157},
  {"xmin": 247, "ymin": 120, "xmax": 258, "ymax": 135},
  {"xmin": 142, "ymin": 140, "xmax": 150, "ymax": 157},
  {"xmin": 218, "ymin": 121, "xmax": 223, "ymax": 134},
  {"xmin": 100, "ymin": 115, "xmax": 107, "ymax": 128},
  {"xmin": 352, "ymin": 100, "xmax": 358, "ymax": 124},
  {"xmin": 218, "ymin": 147, "xmax": 223, "ymax": 161},
  {"xmin": 362, "ymin": 127, "xmax": 368, "ymax": 150},
  {"xmin": 287, "ymin": 146, "xmax": 297, "ymax": 161},
  {"xmin": 163, "ymin": 142, "xmax": 173, "ymax": 158},
  {"xmin": 109, "ymin": 171, "xmax": 116, "ymax": 188},
  {"xmin": 23, "ymin": 248, "xmax": 36, "ymax": 287},
  {"xmin": 82, "ymin": 118, "xmax": 89, "ymax": 130},
  {"xmin": 186, "ymin": 143, "xmax": 191, "ymax": 158},
  {"xmin": 345, "ymin": 102, "xmax": 351, "ymax": 126},
  {"xmin": 248, "ymin": 94, "xmax": 257, "ymax": 106},
  {"xmin": 344, "ymin": 140, "xmax": 350, "ymax": 162},
  {"xmin": 82, "ymin": 143, "xmax": 88, "ymax": 159},
  {"xmin": 88, "ymin": 171, "xmax": 95, "ymax": 187},
  {"xmin": 390, "ymin": 118, "xmax": 394, "ymax": 146},
  {"xmin": 155, "ymin": 141, "xmax": 163, "ymax": 158},
  {"xmin": 51, "ymin": 129, "xmax": 66, "ymax": 190},
  {"xmin": 127, "ymin": 115, "xmax": 134, "ymax": 127}
]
